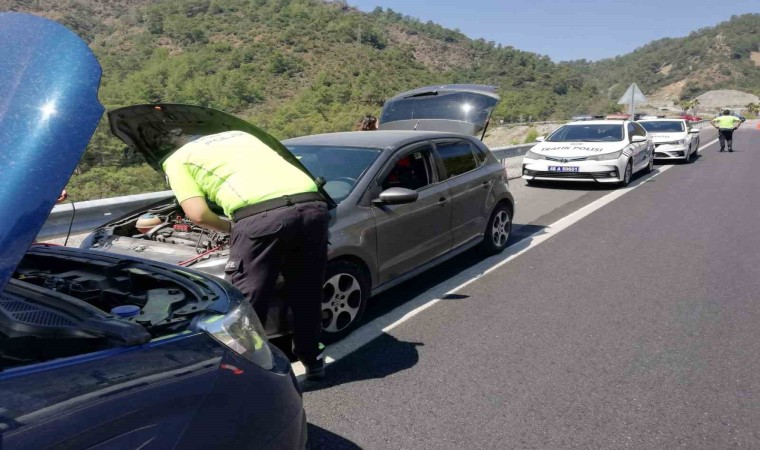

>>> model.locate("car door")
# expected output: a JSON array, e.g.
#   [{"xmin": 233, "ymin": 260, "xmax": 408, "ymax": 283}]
[
  {"xmin": 370, "ymin": 143, "xmax": 452, "ymax": 285},
  {"xmin": 627, "ymin": 123, "xmax": 646, "ymax": 170},
  {"xmin": 433, "ymin": 138, "xmax": 491, "ymax": 249},
  {"xmin": 633, "ymin": 122, "xmax": 652, "ymax": 169}
]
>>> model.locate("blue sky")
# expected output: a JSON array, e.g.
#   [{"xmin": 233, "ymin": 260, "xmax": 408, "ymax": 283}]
[{"xmin": 348, "ymin": 0, "xmax": 759, "ymax": 61}]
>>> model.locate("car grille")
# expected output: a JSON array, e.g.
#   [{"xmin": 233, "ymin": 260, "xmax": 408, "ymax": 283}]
[{"xmin": 524, "ymin": 170, "xmax": 616, "ymax": 179}]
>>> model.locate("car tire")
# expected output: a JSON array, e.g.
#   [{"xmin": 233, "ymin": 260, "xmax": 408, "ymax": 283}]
[
  {"xmin": 685, "ymin": 144, "xmax": 696, "ymax": 163},
  {"xmin": 619, "ymin": 159, "xmax": 633, "ymax": 188},
  {"xmin": 644, "ymin": 151, "xmax": 654, "ymax": 174},
  {"xmin": 320, "ymin": 260, "xmax": 369, "ymax": 343},
  {"xmin": 480, "ymin": 202, "xmax": 512, "ymax": 255}
]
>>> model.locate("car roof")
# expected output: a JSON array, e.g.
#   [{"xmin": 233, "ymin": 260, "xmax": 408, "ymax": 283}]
[
  {"xmin": 282, "ymin": 130, "xmax": 474, "ymax": 150},
  {"xmin": 637, "ymin": 118, "xmax": 687, "ymax": 122},
  {"xmin": 564, "ymin": 120, "xmax": 628, "ymax": 126}
]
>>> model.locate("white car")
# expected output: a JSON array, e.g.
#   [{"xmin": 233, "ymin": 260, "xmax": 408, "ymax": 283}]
[
  {"xmin": 637, "ymin": 118, "xmax": 700, "ymax": 162},
  {"xmin": 522, "ymin": 120, "xmax": 654, "ymax": 187}
]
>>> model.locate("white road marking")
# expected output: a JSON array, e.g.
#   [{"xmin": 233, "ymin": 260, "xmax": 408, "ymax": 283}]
[{"xmin": 293, "ymin": 137, "xmax": 720, "ymax": 378}]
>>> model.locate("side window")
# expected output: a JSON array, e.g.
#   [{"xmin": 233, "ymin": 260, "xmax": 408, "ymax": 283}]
[
  {"xmin": 381, "ymin": 147, "xmax": 434, "ymax": 191},
  {"xmin": 627, "ymin": 123, "xmax": 636, "ymax": 140},
  {"xmin": 436, "ymin": 140, "xmax": 478, "ymax": 178},
  {"xmin": 472, "ymin": 143, "xmax": 488, "ymax": 166}
]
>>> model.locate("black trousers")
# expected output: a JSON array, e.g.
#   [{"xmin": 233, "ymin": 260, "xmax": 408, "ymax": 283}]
[
  {"xmin": 225, "ymin": 201, "xmax": 329, "ymax": 364},
  {"xmin": 718, "ymin": 128, "xmax": 734, "ymax": 150}
]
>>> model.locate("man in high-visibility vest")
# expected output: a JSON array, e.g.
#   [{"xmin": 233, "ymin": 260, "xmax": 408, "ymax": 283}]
[
  {"xmin": 711, "ymin": 109, "xmax": 742, "ymax": 152},
  {"xmin": 163, "ymin": 130, "xmax": 330, "ymax": 380}
]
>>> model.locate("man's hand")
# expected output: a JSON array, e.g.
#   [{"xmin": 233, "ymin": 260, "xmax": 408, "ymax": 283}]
[{"xmin": 179, "ymin": 196, "xmax": 233, "ymax": 233}]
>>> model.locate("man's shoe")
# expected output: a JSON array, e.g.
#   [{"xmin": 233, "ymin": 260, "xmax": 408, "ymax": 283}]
[
  {"xmin": 303, "ymin": 359, "xmax": 325, "ymax": 381},
  {"xmin": 729, "ymin": 148, "xmax": 734, "ymax": 152},
  {"xmin": 719, "ymin": 148, "xmax": 724, "ymax": 152}
]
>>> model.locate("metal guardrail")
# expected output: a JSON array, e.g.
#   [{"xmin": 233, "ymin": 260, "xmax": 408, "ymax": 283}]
[
  {"xmin": 39, "ymin": 190, "xmax": 173, "ymax": 240},
  {"xmin": 38, "ymin": 121, "xmax": 712, "ymax": 241}
]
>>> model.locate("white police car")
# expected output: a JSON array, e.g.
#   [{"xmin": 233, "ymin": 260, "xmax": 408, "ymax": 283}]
[
  {"xmin": 638, "ymin": 118, "xmax": 700, "ymax": 162},
  {"xmin": 522, "ymin": 120, "xmax": 654, "ymax": 187}
]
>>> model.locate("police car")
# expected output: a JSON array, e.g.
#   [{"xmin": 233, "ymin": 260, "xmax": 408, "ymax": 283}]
[
  {"xmin": 638, "ymin": 118, "xmax": 700, "ymax": 162},
  {"xmin": 522, "ymin": 120, "xmax": 654, "ymax": 187}
]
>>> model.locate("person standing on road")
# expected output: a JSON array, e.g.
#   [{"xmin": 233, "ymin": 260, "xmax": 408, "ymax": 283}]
[
  {"xmin": 162, "ymin": 130, "xmax": 331, "ymax": 380},
  {"xmin": 711, "ymin": 109, "xmax": 742, "ymax": 152}
]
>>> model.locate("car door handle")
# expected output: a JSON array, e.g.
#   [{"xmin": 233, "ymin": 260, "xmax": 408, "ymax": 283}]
[
  {"xmin": 482, "ymin": 180, "xmax": 492, "ymax": 188},
  {"xmin": 438, "ymin": 197, "xmax": 449, "ymax": 206}
]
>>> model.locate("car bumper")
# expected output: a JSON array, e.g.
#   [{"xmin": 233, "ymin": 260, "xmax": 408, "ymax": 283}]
[
  {"xmin": 522, "ymin": 159, "xmax": 624, "ymax": 183},
  {"xmin": 654, "ymin": 144, "xmax": 688, "ymax": 160}
]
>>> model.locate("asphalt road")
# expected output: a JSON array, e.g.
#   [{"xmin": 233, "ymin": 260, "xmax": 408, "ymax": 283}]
[{"xmin": 304, "ymin": 123, "xmax": 760, "ymax": 449}]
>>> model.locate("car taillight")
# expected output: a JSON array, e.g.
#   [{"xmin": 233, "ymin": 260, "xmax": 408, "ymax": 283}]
[{"xmin": 194, "ymin": 301, "xmax": 273, "ymax": 370}]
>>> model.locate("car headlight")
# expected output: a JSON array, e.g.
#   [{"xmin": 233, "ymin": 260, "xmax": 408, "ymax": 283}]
[
  {"xmin": 525, "ymin": 150, "xmax": 546, "ymax": 160},
  {"xmin": 586, "ymin": 150, "xmax": 623, "ymax": 161},
  {"xmin": 662, "ymin": 139, "xmax": 686, "ymax": 146},
  {"xmin": 195, "ymin": 301, "xmax": 274, "ymax": 370}
]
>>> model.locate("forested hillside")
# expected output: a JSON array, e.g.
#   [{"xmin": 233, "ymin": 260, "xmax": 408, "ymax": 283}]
[
  {"xmin": 2, "ymin": 1, "xmax": 758, "ymax": 200},
  {"xmin": 571, "ymin": 14, "xmax": 760, "ymax": 102}
]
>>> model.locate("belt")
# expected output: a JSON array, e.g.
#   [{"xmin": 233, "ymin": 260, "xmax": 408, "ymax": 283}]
[{"xmin": 232, "ymin": 192, "xmax": 325, "ymax": 222}]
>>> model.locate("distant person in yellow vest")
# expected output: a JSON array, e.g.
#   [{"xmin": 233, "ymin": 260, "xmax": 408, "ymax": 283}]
[
  {"xmin": 711, "ymin": 109, "xmax": 742, "ymax": 152},
  {"xmin": 162, "ymin": 130, "xmax": 330, "ymax": 381}
]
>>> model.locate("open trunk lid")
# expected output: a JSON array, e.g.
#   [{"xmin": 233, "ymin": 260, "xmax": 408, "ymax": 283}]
[{"xmin": 379, "ymin": 84, "xmax": 499, "ymax": 139}]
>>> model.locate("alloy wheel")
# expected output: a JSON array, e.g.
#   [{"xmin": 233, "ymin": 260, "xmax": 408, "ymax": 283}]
[
  {"xmin": 322, "ymin": 273, "xmax": 363, "ymax": 333},
  {"xmin": 491, "ymin": 210, "xmax": 511, "ymax": 248}
]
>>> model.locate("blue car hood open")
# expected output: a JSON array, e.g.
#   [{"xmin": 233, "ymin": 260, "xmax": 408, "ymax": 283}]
[{"xmin": 0, "ymin": 13, "xmax": 104, "ymax": 292}]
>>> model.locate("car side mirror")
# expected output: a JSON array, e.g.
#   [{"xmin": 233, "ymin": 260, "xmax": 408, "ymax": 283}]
[
  {"xmin": 535, "ymin": 136, "xmax": 545, "ymax": 142},
  {"xmin": 630, "ymin": 135, "xmax": 647, "ymax": 143},
  {"xmin": 689, "ymin": 128, "xmax": 700, "ymax": 134},
  {"xmin": 373, "ymin": 187, "xmax": 419, "ymax": 205}
]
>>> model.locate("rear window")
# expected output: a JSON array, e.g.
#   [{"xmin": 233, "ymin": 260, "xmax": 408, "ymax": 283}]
[
  {"xmin": 381, "ymin": 92, "xmax": 497, "ymax": 125},
  {"xmin": 436, "ymin": 141, "xmax": 477, "ymax": 177},
  {"xmin": 639, "ymin": 121, "xmax": 685, "ymax": 133}
]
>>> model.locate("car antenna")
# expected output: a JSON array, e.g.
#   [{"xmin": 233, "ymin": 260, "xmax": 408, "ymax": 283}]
[
  {"xmin": 414, "ymin": 120, "xmax": 420, "ymax": 130},
  {"xmin": 63, "ymin": 195, "xmax": 76, "ymax": 247}
]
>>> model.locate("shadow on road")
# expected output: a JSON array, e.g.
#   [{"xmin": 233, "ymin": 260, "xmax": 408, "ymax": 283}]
[
  {"xmin": 364, "ymin": 224, "xmax": 546, "ymax": 322},
  {"xmin": 302, "ymin": 333, "xmax": 423, "ymax": 393},
  {"xmin": 306, "ymin": 423, "xmax": 363, "ymax": 449}
]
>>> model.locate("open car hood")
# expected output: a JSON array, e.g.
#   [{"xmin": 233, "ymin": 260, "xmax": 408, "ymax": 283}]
[
  {"xmin": 0, "ymin": 13, "xmax": 104, "ymax": 292},
  {"xmin": 379, "ymin": 84, "xmax": 499, "ymax": 139},
  {"xmin": 107, "ymin": 104, "xmax": 336, "ymax": 208}
]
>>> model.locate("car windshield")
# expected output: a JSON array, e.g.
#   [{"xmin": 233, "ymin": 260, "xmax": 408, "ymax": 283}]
[
  {"xmin": 546, "ymin": 124, "xmax": 624, "ymax": 142},
  {"xmin": 287, "ymin": 145, "xmax": 382, "ymax": 203},
  {"xmin": 639, "ymin": 121, "xmax": 685, "ymax": 133}
]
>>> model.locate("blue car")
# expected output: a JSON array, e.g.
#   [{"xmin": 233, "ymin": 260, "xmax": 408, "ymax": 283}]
[{"xmin": 0, "ymin": 13, "xmax": 306, "ymax": 449}]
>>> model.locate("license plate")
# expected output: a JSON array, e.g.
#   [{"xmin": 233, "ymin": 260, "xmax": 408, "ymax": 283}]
[{"xmin": 548, "ymin": 166, "xmax": 579, "ymax": 172}]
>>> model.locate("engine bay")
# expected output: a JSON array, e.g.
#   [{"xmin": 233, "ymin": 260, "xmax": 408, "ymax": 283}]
[
  {"xmin": 92, "ymin": 202, "xmax": 230, "ymax": 269},
  {"xmin": 0, "ymin": 249, "xmax": 218, "ymax": 369}
]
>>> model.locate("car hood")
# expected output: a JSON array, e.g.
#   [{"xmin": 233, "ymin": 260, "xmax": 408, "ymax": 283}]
[
  {"xmin": 379, "ymin": 84, "xmax": 499, "ymax": 139},
  {"xmin": 107, "ymin": 104, "xmax": 336, "ymax": 208},
  {"xmin": 648, "ymin": 132, "xmax": 688, "ymax": 143},
  {"xmin": 0, "ymin": 13, "xmax": 104, "ymax": 293},
  {"xmin": 530, "ymin": 141, "xmax": 625, "ymax": 158}
]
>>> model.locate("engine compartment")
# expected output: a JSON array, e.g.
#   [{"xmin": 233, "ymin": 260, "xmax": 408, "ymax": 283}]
[
  {"xmin": 0, "ymin": 250, "xmax": 218, "ymax": 369},
  {"xmin": 93, "ymin": 202, "xmax": 230, "ymax": 269}
]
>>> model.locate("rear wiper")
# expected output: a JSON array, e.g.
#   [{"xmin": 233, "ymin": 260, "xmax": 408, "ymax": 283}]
[{"xmin": 404, "ymin": 91, "xmax": 438, "ymax": 99}]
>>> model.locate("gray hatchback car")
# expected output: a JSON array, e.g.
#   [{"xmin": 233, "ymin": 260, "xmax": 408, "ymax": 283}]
[{"xmin": 83, "ymin": 85, "xmax": 515, "ymax": 341}]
